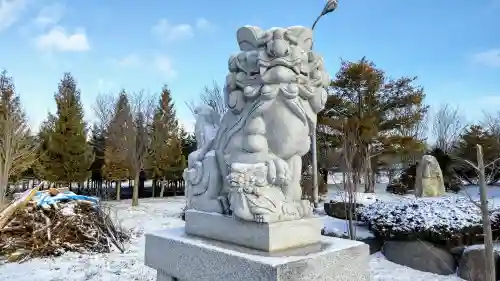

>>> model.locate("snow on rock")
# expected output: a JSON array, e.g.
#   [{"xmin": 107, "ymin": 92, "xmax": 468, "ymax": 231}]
[
  {"xmin": 328, "ymin": 172, "xmax": 389, "ymax": 185},
  {"xmin": 328, "ymin": 191, "xmax": 381, "ymax": 206},
  {"xmin": 321, "ymin": 216, "xmax": 374, "ymax": 239},
  {"xmin": 358, "ymin": 196, "xmax": 482, "ymax": 238}
]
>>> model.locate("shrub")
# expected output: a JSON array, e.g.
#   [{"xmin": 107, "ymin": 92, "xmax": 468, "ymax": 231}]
[
  {"xmin": 358, "ymin": 197, "xmax": 484, "ymax": 245},
  {"xmin": 386, "ymin": 182, "xmax": 408, "ymax": 195}
]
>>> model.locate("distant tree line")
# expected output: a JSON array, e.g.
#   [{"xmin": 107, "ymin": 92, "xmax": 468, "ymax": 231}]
[
  {"xmin": 0, "ymin": 57, "xmax": 496, "ymax": 207},
  {"xmin": 0, "ymin": 70, "xmax": 196, "ymax": 206}
]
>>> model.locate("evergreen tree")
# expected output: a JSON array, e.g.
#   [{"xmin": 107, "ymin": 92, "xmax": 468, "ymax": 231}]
[
  {"xmin": 454, "ymin": 125, "xmax": 500, "ymax": 183},
  {"xmin": 180, "ymin": 128, "xmax": 197, "ymax": 158},
  {"xmin": 38, "ymin": 73, "xmax": 93, "ymax": 186},
  {"xmin": 319, "ymin": 58, "xmax": 428, "ymax": 192},
  {"xmin": 103, "ymin": 91, "xmax": 133, "ymax": 200},
  {"xmin": 148, "ymin": 85, "xmax": 183, "ymax": 197},
  {"xmin": 0, "ymin": 70, "xmax": 37, "ymax": 204},
  {"xmin": 34, "ymin": 113, "xmax": 57, "ymax": 182}
]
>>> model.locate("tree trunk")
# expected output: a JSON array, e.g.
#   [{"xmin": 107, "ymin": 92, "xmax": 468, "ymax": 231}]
[
  {"xmin": 344, "ymin": 171, "xmax": 356, "ymax": 240},
  {"xmin": 132, "ymin": 172, "xmax": 139, "ymax": 206},
  {"xmin": 160, "ymin": 179, "xmax": 165, "ymax": 198},
  {"xmin": 152, "ymin": 178, "xmax": 157, "ymax": 198},
  {"xmin": 477, "ymin": 145, "xmax": 496, "ymax": 281},
  {"xmin": 116, "ymin": 181, "xmax": 121, "ymax": 201},
  {"xmin": 364, "ymin": 145, "xmax": 375, "ymax": 193},
  {"xmin": 0, "ymin": 177, "xmax": 8, "ymax": 208}
]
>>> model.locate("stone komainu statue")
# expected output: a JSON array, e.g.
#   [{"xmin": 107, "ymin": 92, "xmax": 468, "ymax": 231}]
[{"xmin": 183, "ymin": 26, "xmax": 329, "ymax": 223}]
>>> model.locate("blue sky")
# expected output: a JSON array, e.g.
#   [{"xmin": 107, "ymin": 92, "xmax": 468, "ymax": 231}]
[{"xmin": 0, "ymin": 0, "xmax": 499, "ymax": 133}]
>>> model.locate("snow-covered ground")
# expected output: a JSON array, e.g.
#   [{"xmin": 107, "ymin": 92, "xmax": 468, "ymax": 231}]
[{"xmin": 0, "ymin": 193, "xmax": 471, "ymax": 281}]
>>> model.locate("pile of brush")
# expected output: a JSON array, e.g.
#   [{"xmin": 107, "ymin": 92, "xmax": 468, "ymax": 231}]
[{"xmin": 0, "ymin": 185, "xmax": 128, "ymax": 262}]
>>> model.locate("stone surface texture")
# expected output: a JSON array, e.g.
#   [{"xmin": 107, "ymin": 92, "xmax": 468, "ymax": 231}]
[
  {"xmin": 415, "ymin": 155, "xmax": 446, "ymax": 197},
  {"xmin": 382, "ymin": 240, "xmax": 456, "ymax": 275},
  {"xmin": 185, "ymin": 210, "xmax": 322, "ymax": 252},
  {"xmin": 182, "ymin": 25, "xmax": 329, "ymax": 224},
  {"xmin": 145, "ymin": 228, "xmax": 370, "ymax": 281},
  {"xmin": 457, "ymin": 245, "xmax": 500, "ymax": 281}
]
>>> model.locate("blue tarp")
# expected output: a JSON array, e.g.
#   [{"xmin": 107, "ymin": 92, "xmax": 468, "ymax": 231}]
[{"xmin": 34, "ymin": 190, "xmax": 99, "ymax": 209}]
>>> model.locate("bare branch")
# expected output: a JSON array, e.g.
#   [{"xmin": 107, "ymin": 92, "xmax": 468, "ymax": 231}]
[
  {"xmin": 462, "ymin": 159, "xmax": 480, "ymax": 171},
  {"xmin": 93, "ymin": 93, "xmax": 117, "ymax": 131},
  {"xmin": 432, "ymin": 104, "xmax": 465, "ymax": 152}
]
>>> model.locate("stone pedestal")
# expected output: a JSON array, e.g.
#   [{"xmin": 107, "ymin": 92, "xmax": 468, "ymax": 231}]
[
  {"xmin": 185, "ymin": 210, "xmax": 323, "ymax": 252},
  {"xmin": 145, "ymin": 227, "xmax": 370, "ymax": 281}
]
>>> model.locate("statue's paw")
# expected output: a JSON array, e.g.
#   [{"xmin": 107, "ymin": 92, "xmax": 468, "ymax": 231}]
[
  {"xmin": 299, "ymin": 200, "xmax": 313, "ymax": 217},
  {"xmin": 266, "ymin": 157, "xmax": 291, "ymax": 186}
]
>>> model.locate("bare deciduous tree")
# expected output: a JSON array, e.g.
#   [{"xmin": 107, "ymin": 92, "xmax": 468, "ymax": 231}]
[
  {"xmin": 432, "ymin": 104, "xmax": 464, "ymax": 152},
  {"xmin": 325, "ymin": 118, "xmax": 363, "ymax": 240},
  {"xmin": 187, "ymin": 80, "xmax": 227, "ymax": 118},
  {"xmin": 340, "ymin": 120, "xmax": 363, "ymax": 239},
  {"xmin": 128, "ymin": 91, "xmax": 155, "ymax": 206},
  {"xmin": 101, "ymin": 90, "xmax": 155, "ymax": 206},
  {"xmin": 93, "ymin": 93, "xmax": 117, "ymax": 131},
  {"xmin": 460, "ymin": 145, "xmax": 496, "ymax": 281}
]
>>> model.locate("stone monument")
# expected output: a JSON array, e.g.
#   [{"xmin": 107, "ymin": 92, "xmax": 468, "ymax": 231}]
[
  {"xmin": 415, "ymin": 155, "xmax": 446, "ymax": 197},
  {"xmin": 144, "ymin": 26, "xmax": 369, "ymax": 281}
]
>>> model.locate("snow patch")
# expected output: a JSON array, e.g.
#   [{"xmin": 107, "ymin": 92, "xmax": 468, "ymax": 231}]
[{"xmin": 321, "ymin": 216, "xmax": 374, "ymax": 239}]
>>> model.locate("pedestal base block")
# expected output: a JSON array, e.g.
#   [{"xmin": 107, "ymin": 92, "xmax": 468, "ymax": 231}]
[
  {"xmin": 145, "ymin": 227, "xmax": 370, "ymax": 281},
  {"xmin": 185, "ymin": 210, "xmax": 323, "ymax": 252}
]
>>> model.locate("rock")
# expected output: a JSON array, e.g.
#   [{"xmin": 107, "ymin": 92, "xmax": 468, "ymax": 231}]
[
  {"xmin": 457, "ymin": 245, "xmax": 500, "ymax": 281},
  {"xmin": 324, "ymin": 201, "xmax": 363, "ymax": 220},
  {"xmin": 382, "ymin": 240, "xmax": 456, "ymax": 275},
  {"xmin": 415, "ymin": 155, "xmax": 446, "ymax": 197},
  {"xmin": 359, "ymin": 237, "xmax": 382, "ymax": 255},
  {"xmin": 386, "ymin": 182, "xmax": 408, "ymax": 195},
  {"xmin": 450, "ymin": 245, "xmax": 466, "ymax": 255}
]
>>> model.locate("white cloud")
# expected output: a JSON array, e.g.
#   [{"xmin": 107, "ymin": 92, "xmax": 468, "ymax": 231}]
[
  {"xmin": 151, "ymin": 19, "xmax": 193, "ymax": 41},
  {"xmin": 34, "ymin": 2, "xmax": 65, "ymax": 28},
  {"xmin": 116, "ymin": 53, "xmax": 141, "ymax": 67},
  {"xmin": 35, "ymin": 26, "xmax": 90, "ymax": 52},
  {"xmin": 0, "ymin": 0, "xmax": 28, "ymax": 31},
  {"xmin": 195, "ymin": 17, "xmax": 214, "ymax": 30},
  {"xmin": 154, "ymin": 55, "xmax": 176, "ymax": 79},
  {"xmin": 472, "ymin": 49, "xmax": 500, "ymax": 67}
]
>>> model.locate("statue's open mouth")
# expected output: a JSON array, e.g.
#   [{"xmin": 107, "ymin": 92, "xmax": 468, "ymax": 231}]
[{"xmin": 259, "ymin": 57, "xmax": 302, "ymax": 74}]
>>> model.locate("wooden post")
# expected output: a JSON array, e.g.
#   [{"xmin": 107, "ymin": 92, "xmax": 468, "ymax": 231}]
[
  {"xmin": 477, "ymin": 144, "xmax": 495, "ymax": 281},
  {"xmin": 312, "ymin": 129, "xmax": 319, "ymax": 208}
]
